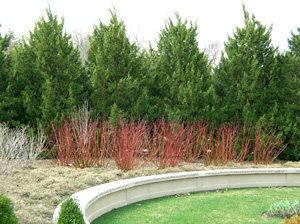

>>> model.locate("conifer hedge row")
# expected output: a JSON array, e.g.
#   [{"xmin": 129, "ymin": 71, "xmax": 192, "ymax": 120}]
[{"xmin": 1, "ymin": 5, "xmax": 300, "ymax": 160}]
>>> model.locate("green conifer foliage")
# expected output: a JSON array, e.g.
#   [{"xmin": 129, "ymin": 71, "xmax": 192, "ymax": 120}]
[
  {"xmin": 35, "ymin": 9, "xmax": 88, "ymax": 123},
  {"xmin": 9, "ymin": 8, "xmax": 89, "ymax": 125},
  {"xmin": 8, "ymin": 40, "xmax": 40, "ymax": 125},
  {"xmin": 287, "ymin": 28, "xmax": 300, "ymax": 103},
  {"xmin": 0, "ymin": 26, "xmax": 10, "ymax": 94},
  {"xmin": 277, "ymin": 28, "xmax": 300, "ymax": 160},
  {"xmin": 213, "ymin": 5, "xmax": 286, "ymax": 124},
  {"xmin": 154, "ymin": 13, "xmax": 213, "ymax": 121},
  {"xmin": 0, "ymin": 26, "xmax": 14, "ymax": 123},
  {"xmin": 213, "ymin": 5, "xmax": 297, "ymax": 159},
  {"xmin": 88, "ymin": 9, "xmax": 144, "ymax": 119},
  {"xmin": 288, "ymin": 28, "xmax": 300, "ymax": 55},
  {"xmin": 134, "ymin": 47, "xmax": 164, "ymax": 121}
]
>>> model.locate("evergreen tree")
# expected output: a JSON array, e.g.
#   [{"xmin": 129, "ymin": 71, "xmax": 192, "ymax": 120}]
[
  {"xmin": 286, "ymin": 28, "xmax": 300, "ymax": 104},
  {"xmin": 0, "ymin": 26, "xmax": 14, "ymax": 123},
  {"xmin": 288, "ymin": 28, "xmax": 300, "ymax": 55},
  {"xmin": 213, "ymin": 5, "xmax": 286, "ymax": 124},
  {"xmin": 0, "ymin": 26, "xmax": 11, "ymax": 93},
  {"xmin": 7, "ymin": 39, "xmax": 40, "ymax": 125},
  {"xmin": 153, "ymin": 13, "xmax": 213, "ymax": 121},
  {"xmin": 132, "ymin": 47, "xmax": 163, "ymax": 121},
  {"xmin": 213, "ymin": 5, "xmax": 296, "ymax": 159},
  {"xmin": 276, "ymin": 28, "xmax": 300, "ymax": 160},
  {"xmin": 87, "ymin": 9, "xmax": 144, "ymax": 120},
  {"xmin": 35, "ymin": 9, "xmax": 88, "ymax": 123},
  {"xmin": 9, "ymin": 8, "xmax": 89, "ymax": 125}
]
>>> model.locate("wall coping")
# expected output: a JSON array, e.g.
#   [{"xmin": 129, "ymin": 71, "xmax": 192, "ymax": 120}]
[{"xmin": 53, "ymin": 168, "xmax": 300, "ymax": 223}]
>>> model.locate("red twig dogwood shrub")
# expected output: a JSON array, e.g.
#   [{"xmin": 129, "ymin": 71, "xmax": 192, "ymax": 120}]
[
  {"xmin": 252, "ymin": 125, "xmax": 290, "ymax": 165},
  {"xmin": 49, "ymin": 121, "xmax": 73, "ymax": 166},
  {"xmin": 214, "ymin": 124, "xmax": 242, "ymax": 165},
  {"xmin": 184, "ymin": 121, "xmax": 208, "ymax": 163},
  {"xmin": 236, "ymin": 125, "xmax": 252, "ymax": 163},
  {"xmin": 201, "ymin": 127, "xmax": 215, "ymax": 165},
  {"xmin": 70, "ymin": 116, "xmax": 102, "ymax": 168},
  {"xmin": 150, "ymin": 120, "xmax": 188, "ymax": 169},
  {"xmin": 109, "ymin": 119, "xmax": 151, "ymax": 172},
  {"xmin": 212, "ymin": 124, "xmax": 237, "ymax": 165},
  {"xmin": 96, "ymin": 120, "xmax": 110, "ymax": 168},
  {"xmin": 48, "ymin": 112, "xmax": 290, "ymax": 170},
  {"xmin": 202, "ymin": 124, "xmax": 252, "ymax": 166},
  {"xmin": 49, "ymin": 105, "xmax": 108, "ymax": 168}
]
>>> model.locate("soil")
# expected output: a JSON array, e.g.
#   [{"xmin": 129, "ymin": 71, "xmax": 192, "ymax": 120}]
[{"xmin": 1, "ymin": 159, "xmax": 300, "ymax": 224}]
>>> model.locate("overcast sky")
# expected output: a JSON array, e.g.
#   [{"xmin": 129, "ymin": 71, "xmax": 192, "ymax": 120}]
[{"xmin": 1, "ymin": 0, "xmax": 300, "ymax": 52}]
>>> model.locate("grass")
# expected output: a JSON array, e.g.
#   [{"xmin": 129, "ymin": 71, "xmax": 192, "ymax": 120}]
[
  {"xmin": 1, "ymin": 160, "xmax": 300, "ymax": 223},
  {"xmin": 93, "ymin": 187, "xmax": 300, "ymax": 224}
]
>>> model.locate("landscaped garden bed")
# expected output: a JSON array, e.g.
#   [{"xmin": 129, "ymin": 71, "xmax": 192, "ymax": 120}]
[
  {"xmin": 2, "ymin": 3, "xmax": 300, "ymax": 223},
  {"xmin": 1, "ymin": 159, "xmax": 300, "ymax": 224},
  {"xmin": 0, "ymin": 116, "xmax": 299, "ymax": 224}
]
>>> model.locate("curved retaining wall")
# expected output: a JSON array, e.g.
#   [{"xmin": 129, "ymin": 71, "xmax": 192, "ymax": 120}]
[{"xmin": 53, "ymin": 168, "xmax": 300, "ymax": 223}]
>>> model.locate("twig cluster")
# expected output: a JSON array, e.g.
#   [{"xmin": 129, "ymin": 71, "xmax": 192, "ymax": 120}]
[
  {"xmin": 49, "ymin": 115, "xmax": 289, "ymax": 171},
  {"xmin": 0, "ymin": 123, "xmax": 45, "ymax": 173}
]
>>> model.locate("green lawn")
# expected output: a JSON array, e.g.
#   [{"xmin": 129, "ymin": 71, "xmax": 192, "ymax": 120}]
[{"xmin": 92, "ymin": 187, "xmax": 300, "ymax": 224}]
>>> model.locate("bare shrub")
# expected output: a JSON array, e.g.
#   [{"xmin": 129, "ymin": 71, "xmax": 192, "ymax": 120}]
[
  {"xmin": 202, "ymin": 123, "xmax": 252, "ymax": 166},
  {"xmin": 49, "ymin": 104, "xmax": 108, "ymax": 168},
  {"xmin": 0, "ymin": 123, "xmax": 46, "ymax": 173},
  {"xmin": 184, "ymin": 121, "xmax": 208, "ymax": 163},
  {"xmin": 253, "ymin": 125, "xmax": 290, "ymax": 165},
  {"xmin": 150, "ymin": 120, "xmax": 189, "ymax": 169},
  {"xmin": 109, "ymin": 119, "xmax": 151, "ymax": 172}
]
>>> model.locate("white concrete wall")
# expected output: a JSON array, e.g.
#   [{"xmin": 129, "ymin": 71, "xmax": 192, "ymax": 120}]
[{"xmin": 53, "ymin": 168, "xmax": 300, "ymax": 223}]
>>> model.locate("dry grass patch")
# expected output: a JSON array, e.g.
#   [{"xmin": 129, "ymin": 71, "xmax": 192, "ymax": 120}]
[{"xmin": 0, "ymin": 159, "xmax": 300, "ymax": 224}]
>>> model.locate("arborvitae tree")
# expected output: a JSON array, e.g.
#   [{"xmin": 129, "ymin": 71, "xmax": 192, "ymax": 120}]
[
  {"xmin": 9, "ymin": 8, "xmax": 89, "ymax": 125},
  {"xmin": 153, "ymin": 13, "xmax": 214, "ymax": 121},
  {"xmin": 87, "ymin": 9, "xmax": 144, "ymax": 120}
]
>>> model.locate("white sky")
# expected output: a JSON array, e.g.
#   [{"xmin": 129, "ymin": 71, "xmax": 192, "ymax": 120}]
[{"xmin": 1, "ymin": 0, "xmax": 300, "ymax": 52}]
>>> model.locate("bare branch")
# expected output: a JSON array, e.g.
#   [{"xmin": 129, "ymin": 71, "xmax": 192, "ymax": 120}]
[
  {"xmin": 72, "ymin": 30, "xmax": 90, "ymax": 65},
  {"xmin": 204, "ymin": 42, "xmax": 220, "ymax": 68}
]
